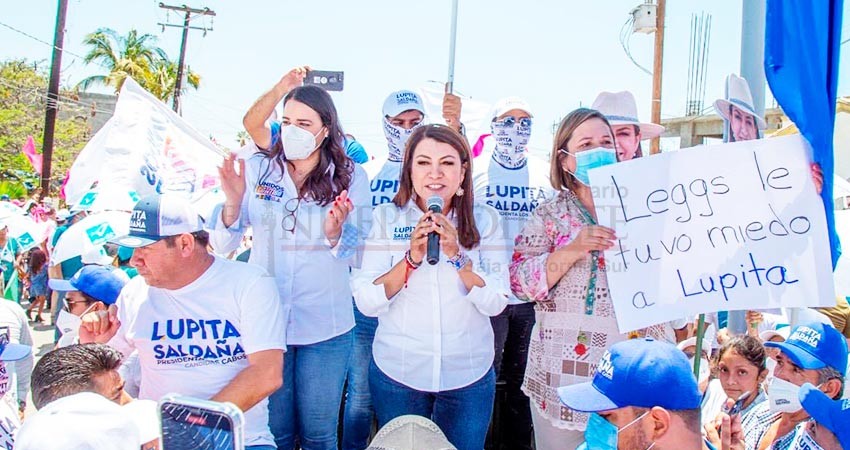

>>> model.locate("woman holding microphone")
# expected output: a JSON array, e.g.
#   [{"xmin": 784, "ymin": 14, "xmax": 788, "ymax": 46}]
[
  {"xmin": 352, "ymin": 124, "xmax": 509, "ymax": 450},
  {"xmin": 213, "ymin": 67, "xmax": 369, "ymax": 450}
]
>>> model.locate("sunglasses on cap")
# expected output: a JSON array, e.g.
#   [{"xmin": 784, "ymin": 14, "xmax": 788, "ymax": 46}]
[{"xmin": 493, "ymin": 116, "xmax": 532, "ymax": 128}]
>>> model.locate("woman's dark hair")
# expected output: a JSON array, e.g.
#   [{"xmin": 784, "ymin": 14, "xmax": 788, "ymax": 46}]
[
  {"xmin": 259, "ymin": 85, "xmax": 352, "ymax": 206},
  {"xmin": 715, "ymin": 335, "xmax": 767, "ymax": 372},
  {"xmin": 393, "ymin": 124, "xmax": 480, "ymax": 249},
  {"xmin": 550, "ymin": 108, "xmax": 614, "ymax": 192},
  {"xmin": 29, "ymin": 248, "xmax": 47, "ymax": 273}
]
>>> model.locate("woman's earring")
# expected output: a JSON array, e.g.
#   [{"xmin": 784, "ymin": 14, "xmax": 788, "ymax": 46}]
[{"xmin": 455, "ymin": 187, "xmax": 464, "ymax": 197}]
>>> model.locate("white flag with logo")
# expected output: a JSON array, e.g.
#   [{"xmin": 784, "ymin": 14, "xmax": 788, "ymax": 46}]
[{"xmin": 65, "ymin": 78, "xmax": 225, "ymax": 206}]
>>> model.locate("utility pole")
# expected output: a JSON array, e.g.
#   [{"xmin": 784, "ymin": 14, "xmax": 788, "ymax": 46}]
[
  {"xmin": 649, "ymin": 0, "xmax": 666, "ymax": 154},
  {"xmin": 40, "ymin": 0, "xmax": 68, "ymax": 197},
  {"xmin": 158, "ymin": 3, "xmax": 215, "ymax": 114}
]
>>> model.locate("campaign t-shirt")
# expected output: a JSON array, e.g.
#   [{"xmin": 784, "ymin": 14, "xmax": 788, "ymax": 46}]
[
  {"xmin": 109, "ymin": 256, "xmax": 288, "ymax": 447},
  {"xmin": 364, "ymin": 158, "xmax": 402, "ymax": 207},
  {"xmin": 473, "ymin": 152, "xmax": 553, "ymax": 305}
]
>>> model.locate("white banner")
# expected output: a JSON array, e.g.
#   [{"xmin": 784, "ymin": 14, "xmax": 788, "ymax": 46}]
[
  {"xmin": 65, "ymin": 78, "xmax": 224, "ymax": 206},
  {"xmin": 588, "ymin": 135, "xmax": 835, "ymax": 332}
]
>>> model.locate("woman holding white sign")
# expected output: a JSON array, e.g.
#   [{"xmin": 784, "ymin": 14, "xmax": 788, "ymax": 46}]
[{"xmin": 509, "ymin": 108, "xmax": 667, "ymax": 448}]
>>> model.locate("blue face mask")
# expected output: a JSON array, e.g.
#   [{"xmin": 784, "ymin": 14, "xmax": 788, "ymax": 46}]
[
  {"xmin": 579, "ymin": 411, "xmax": 653, "ymax": 450},
  {"xmin": 560, "ymin": 147, "xmax": 617, "ymax": 185}
]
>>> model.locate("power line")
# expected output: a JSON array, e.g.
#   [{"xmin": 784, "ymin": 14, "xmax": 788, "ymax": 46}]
[
  {"xmin": 0, "ymin": 20, "xmax": 88, "ymax": 61},
  {"xmin": 157, "ymin": 3, "xmax": 215, "ymax": 113}
]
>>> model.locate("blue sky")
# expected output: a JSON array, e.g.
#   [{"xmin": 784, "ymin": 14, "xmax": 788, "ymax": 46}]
[{"xmin": 3, "ymin": 0, "xmax": 850, "ymax": 158}]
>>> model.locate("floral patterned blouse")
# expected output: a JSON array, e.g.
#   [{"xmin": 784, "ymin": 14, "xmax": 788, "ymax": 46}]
[{"xmin": 509, "ymin": 190, "xmax": 666, "ymax": 431}]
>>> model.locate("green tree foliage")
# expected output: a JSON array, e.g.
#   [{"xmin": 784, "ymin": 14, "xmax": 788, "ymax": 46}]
[
  {"xmin": 77, "ymin": 28, "xmax": 200, "ymax": 102},
  {"xmin": 0, "ymin": 60, "xmax": 90, "ymax": 193}
]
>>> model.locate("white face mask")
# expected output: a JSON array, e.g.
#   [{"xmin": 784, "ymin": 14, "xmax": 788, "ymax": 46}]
[
  {"xmin": 55, "ymin": 303, "xmax": 96, "ymax": 348},
  {"xmin": 282, "ymin": 125, "xmax": 324, "ymax": 160},
  {"xmin": 767, "ymin": 376, "xmax": 804, "ymax": 413},
  {"xmin": 383, "ymin": 118, "xmax": 419, "ymax": 162},
  {"xmin": 490, "ymin": 118, "xmax": 531, "ymax": 169}
]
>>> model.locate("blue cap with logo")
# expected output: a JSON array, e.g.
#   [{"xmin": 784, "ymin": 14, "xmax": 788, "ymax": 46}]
[
  {"xmin": 48, "ymin": 265, "xmax": 127, "ymax": 305},
  {"xmin": 558, "ymin": 338, "xmax": 702, "ymax": 412},
  {"xmin": 764, "ymin": 321, "xmax": 848, "ymax": 376},
  {"xmin": 109, "ymin": 193, "xmax": 204, "ymax": 248},
  {"xmin": 0, "ymin": 326, "xmax": 31, "ymax": 362},
  {"xmin": 799, "ymin": 383, "xmax": 850, "ymax": 448}
]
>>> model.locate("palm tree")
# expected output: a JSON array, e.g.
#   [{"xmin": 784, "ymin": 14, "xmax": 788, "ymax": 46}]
[
  {"xmin": 76, "ymin": 28, "xmax": 162, "ymax": 93},
  {"xmin": 142, "ymin": 59, "xmax": 201, "ymax": 103},
  {"xmin": 77, "ymin": 28, "xmax": 201, "ymax": 102}
]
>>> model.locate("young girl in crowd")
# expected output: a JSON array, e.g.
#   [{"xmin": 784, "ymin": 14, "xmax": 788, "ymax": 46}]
[
  {"xmin": 352, "ymin": 124, "xmax": 509, "ymax": 450},
  {"xmin": 25, "ymin": 248, "xmax": 48, "ymax": 323}
]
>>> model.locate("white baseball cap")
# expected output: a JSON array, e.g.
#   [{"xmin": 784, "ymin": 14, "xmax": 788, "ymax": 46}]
[
  {"xmin": 491, "ymin": 97, "xmax": 533, "ymax": 120},
  {"xmin": 676, "ymin": 336, "xmax": 713, "ymax": 354},
  {"xmin": 382, "ymin": 90, "xmax": 426, "ymax": 118},
  {"xmin": 109, "ymin": 193, "xmax": 204, "ymax": 248}
]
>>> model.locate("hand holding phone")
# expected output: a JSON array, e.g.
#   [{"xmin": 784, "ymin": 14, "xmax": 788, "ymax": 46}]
[
  {"xmin": 159, "ymin": 395, "xmax": 245, "ymax": 450},
  {"xmin": 304, "ymin": 70, "xmax": 344, "ymax": 91}
]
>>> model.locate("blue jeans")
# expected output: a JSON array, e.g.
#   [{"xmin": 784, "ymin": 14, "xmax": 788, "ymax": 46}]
[
  {"xmin": 342, "ymin": 303, "xmax": 378, "ymax": 450},
  {"xmin": 268, "ymin": 330, "xmax": 353, "ymax": 450},
  {"xmin": 247, "ymin": 446, "xmax": 276, "ymax": 450},
  {"xmin": 490, "ymin": 303, "xmax": 535, "ymax": 450},
  {"xmin": 370, "ymin": 360, "xmax": 496, "ymax": 450}
]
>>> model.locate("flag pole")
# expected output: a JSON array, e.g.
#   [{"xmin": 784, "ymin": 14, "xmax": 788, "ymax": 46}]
[
  {"xmin": 446, "ymin": 0, "xmax": 459, "ymax": 94},
  {"xmin": 693, "ymin": 313, "xmax": 706, "ymax": 378}
]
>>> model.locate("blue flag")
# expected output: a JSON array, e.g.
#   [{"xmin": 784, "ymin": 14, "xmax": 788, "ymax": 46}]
[{"xmin": 764, "ymin": 0, "xmax": 844, "ymax": 268}]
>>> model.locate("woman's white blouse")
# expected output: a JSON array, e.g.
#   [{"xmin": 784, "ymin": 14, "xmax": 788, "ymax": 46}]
[
  {"xmin": 351, "ymin": 201, "xmax": 509, "ymax": 392},
  {"xmin": 210, "ymin": 152, "xmax": 371, "ymax": 346}
]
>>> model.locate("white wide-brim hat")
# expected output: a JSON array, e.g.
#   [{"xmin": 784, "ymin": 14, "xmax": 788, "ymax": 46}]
[
  {"xmin": 713, "ymin": 73, "xmax": 768, "ymax": 130},
  {"xmin": 591, "ymin": 91, "xmax": 665, "ymax": 139},
  {"xmin": 367, "ymin": 415, "xmax": 457, "ymax": 450}
]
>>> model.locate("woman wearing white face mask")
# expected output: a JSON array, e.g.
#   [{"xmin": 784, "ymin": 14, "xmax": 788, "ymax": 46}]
[
  {"xmin": 509, "ymin": 108, "xmax": 668, "ymax": 449},
  {"xmin": 48, "ymin": 265, "xmax": 126, "ymax": 348},
  {"xmin": 217, "ymin": 69, "xmax": 370, "ymax": 450}
]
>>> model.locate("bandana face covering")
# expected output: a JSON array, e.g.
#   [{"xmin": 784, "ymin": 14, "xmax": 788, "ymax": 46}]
[
  {"xmin": 383, "ymin": 118, "xmax": 420, "ymax": 162},
  {"xmin": 490, "ymin": 117, "xmax": 532, "ymax": 169}
]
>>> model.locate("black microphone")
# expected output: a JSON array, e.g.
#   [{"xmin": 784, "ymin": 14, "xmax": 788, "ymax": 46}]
[{"xmin": 426, "ymin": 196, "xmax": 444, "ymax": 265}]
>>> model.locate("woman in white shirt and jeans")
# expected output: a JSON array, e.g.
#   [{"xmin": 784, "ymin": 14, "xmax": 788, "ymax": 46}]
[
  {"xmin": 214, "ymin": 68, "xmax": 370, "ymax": 450},
  {"xmin": 352, "ymin": 124, "xmax": 509, "ymax": 450}
]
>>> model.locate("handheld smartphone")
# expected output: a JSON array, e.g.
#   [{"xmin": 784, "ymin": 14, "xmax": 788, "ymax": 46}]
[
  {"xmin": 725, "ymin": 391, "xmax": 751, "ymax": 417},
  {"xmin": 304, "ymin": 70, "xmax": 344, "ymax": 91},
  {"xmin": 159, "ymin": 394, "xmax": 245, "ymax": 450}
]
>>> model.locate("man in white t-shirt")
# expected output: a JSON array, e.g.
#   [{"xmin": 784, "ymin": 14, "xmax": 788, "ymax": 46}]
[
  {"xmin": 472, "ymin": 97, "xmax": 553, "ymax": 450},
  {"xmin": 80, "ymin": 193, "xmax": 287, "ymax": 450}
]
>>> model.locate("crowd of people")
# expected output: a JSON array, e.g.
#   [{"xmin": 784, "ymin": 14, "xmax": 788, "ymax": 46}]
[{"xmin": 0, "ymin": 66, "xmax": 847, "ymax": 450}]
